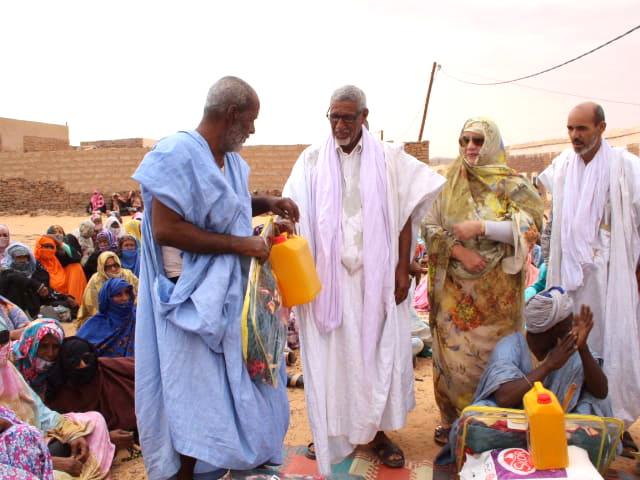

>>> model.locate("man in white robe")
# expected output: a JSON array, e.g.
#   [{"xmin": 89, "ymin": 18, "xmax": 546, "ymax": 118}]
[
  {"xmin": 282, "ymin": 85, "xmax": 445, "ymax": 475},
  {"xmin": 538, "ymin": 102, "xmax": 640, "ymax": 437}
]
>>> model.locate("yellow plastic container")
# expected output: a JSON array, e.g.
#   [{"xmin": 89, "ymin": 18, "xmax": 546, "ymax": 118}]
[
  {"xmin": 269, "ymin": 233, "xmax": 322, "ymax": 307},
  {"xmin": 523, "ymin": 382, "xmax": 568, "ymax": 470}
]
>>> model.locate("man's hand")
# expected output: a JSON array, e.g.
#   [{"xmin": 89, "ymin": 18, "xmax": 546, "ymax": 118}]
[
  {"xmin": 452, "ymin": 221, "xmax": 484, "ymax": 241},
  {"xmin": 452, "ymin": 245, "xmax": 487, "ymax": 273},
  {"xmin": 268, "ymin": 197, "xmax": 300, "ymax": 223},
  {"xmin": 274, "ymin": 219, "xmax": 295, "ymax": 236},
  {"xmin": 545, "ymin": 334, "xmax": 577, "ymax": 371},
  {"xmin": 69, "ymin": 437, "xmax": 89, "ymax": 464},
  {"xmin": 237, "ymin": 236, "xmax": 271, "ymax": 262},
  {"xmin": 394, "ymin": 264, "xmax": 410, "ymax": 305},
  {"xmin": 572, "ymin": 305, "xmax": 593, "ymax": 351}
]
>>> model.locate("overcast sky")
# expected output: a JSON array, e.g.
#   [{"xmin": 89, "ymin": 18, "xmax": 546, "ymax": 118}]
[{"xmin": 2, "ymin": 0, "xmax": 639, "ymax": 157}]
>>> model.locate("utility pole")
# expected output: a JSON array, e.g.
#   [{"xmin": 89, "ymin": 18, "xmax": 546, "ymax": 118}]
[{"xmin": 418, "ymin": 62, "xmax": 438, "ymax": 142}]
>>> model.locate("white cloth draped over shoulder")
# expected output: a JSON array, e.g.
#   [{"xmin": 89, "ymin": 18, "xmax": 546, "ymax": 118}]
[
  {"xmin": 538, "ymin": 140, "xmax": 640, "ymax": 425},
  {"xmin": 283, "ymin": 129, "xmax": 445, "ymax": 475}
]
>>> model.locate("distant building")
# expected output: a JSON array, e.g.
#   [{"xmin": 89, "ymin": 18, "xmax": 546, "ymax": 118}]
[{"xmin": 0, "ymin": 117, "xmax": 70, "ymax": 153}]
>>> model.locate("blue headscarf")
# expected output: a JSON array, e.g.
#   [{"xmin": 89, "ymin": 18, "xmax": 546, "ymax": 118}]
[
  {"xmin": 118, "ymin": 235, "xmax": 140, "ymax": 276},
  {"xmin": 77, "ymin": 278, "xmax": 135, "ymax": 357}
]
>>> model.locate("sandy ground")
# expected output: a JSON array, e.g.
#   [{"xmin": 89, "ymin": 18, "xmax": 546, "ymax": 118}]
[{"xmin": 3, "ymin": 215, "xmax": 639, "ymax": 478}]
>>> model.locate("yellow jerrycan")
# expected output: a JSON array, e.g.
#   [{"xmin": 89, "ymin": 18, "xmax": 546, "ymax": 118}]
[
  {"xmin": 269, "ymin": 233, "xmax": 322, "ymax": 308},
  {"xmin": 523, "ymin": 381, "xmax": 568, "ymax": 470}
]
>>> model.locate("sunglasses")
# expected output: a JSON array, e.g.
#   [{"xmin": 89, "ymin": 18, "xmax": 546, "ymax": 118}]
[
  {"xmin": 104, "ymin": 263, "xmax": 120, "ymax": 271},
  {"xmin": 459, "ymin": 135, "xmax": 485, "ymax": 147}
]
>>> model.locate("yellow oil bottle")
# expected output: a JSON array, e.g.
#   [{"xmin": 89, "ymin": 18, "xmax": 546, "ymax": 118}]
[
  {"xmin": 269, "ymin": 233, "xmax": 322, "ymax": 307},
  {"xmin": 523, "ymin": 382, "xmax": 568, "ymax": 470}
]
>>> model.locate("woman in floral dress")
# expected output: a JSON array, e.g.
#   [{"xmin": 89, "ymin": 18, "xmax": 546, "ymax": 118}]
[{"xmin": 423, "ymin": 118, "xmax": 543, "ymax": 444}]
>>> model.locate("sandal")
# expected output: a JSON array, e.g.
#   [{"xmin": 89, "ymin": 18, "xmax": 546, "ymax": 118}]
[
  {"xmin": 622, "ymin": 431, "xmax": 639, "ymax": 459},
  {"xmin": 287, "ymin": 373, "xmax": 304, "ymax": 388},
  {"xmin": 305, "ymin": 442, "xmax": 316, "ymax": 460},
  {"xmin": 434, "ymin": 425, "xmax": 451, "ymax": 446},
  {"xmin": 371, "ymin": 435, "xmax": 405, "ymax": 468}
]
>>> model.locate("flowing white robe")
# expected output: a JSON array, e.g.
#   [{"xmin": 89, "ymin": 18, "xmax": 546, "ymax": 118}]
[
  {"xmin": 539, "ymin": 142, "xmax": 640, "ymax": 425},
  {"xmin": 283, "ymin": 139, "xmax": 445, "ymax": 474}
]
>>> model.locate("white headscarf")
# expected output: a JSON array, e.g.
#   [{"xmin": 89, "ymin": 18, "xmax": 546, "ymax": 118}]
[{"xmin": 524, "ymin": 286, "xmax": 574, "ymax": 333}]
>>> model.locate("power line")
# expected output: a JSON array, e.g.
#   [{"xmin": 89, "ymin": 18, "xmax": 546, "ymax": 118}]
[
  {"xmin": 439, "ymin": 69, "xmax": 640, "ymax": 107},
  {"xmin": 442, "ymin": 23, "xmax": 640, "ymax": 86}
]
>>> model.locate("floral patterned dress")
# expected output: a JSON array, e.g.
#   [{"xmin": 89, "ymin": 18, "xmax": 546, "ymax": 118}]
[
  {"xmin": 0, "ymin": 406, "xmax": 53, "ymax": 480},
  {"xmin": 423, "ymin": 117, "xmax": 543, "ymax": 425}
]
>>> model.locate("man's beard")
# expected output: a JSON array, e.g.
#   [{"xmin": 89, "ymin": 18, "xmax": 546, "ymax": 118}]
[
  {"xmin": 222, "ymin": 122, "xmax": 248, "ymax": 152},
  {"xmin": 335, "ymin": 135, "xmax": 353, "ymax": 147},
  {"xmin": 574, "ymin": 135, "xmax": 599, "ymax": 156}
]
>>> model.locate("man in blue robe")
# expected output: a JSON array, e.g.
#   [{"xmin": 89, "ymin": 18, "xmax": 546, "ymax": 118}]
[
  {"xmin": 132, "ymin": 76, "xmax": 299, "ymax": 480},
  {"xmin": 472, "ymin": 286, "xmax": 610, "ymax": 416}
]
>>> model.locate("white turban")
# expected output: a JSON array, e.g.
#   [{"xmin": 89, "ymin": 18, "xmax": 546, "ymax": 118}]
[{"xmin": 524, "ymin": 287, "xmax": 574, "ymax": 334}]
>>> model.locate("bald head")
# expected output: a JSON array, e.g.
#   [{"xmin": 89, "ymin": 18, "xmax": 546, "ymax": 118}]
[
  {"xmin": 204, "ymin": 76, "xmax": 259, "ymax": 117},
  {"xmin": 567, "ymin": 102, "xmax": 606, "ymax": 161},
  {"xmin": 569, "ymin": 102, "xmax": 605, "ymax": 126}
]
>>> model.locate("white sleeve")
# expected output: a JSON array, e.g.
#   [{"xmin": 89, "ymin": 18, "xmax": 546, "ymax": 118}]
[{"xmin": 485, "ymin": 221, "xmax": 514, "ymax": 245}]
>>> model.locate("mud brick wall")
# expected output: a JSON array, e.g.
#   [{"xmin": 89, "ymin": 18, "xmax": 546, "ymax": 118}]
[
  {"xmin": 80, "ymin": 138, "xmax": 151, "ymax": 149},
  {"xmin": 403, "ymin": 141, "xmax": 429, "ymax": 163},
  {"xmin": 1, "ymin": 140, "xmax": 436, "ymax": 213},
  {"xmin": 23, "ymin": 136, "xmax": 71, "ymax": 152}
]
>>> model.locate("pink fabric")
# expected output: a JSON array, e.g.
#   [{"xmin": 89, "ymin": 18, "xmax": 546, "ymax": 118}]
[
  {"xmin": 413, "ymin": 277, "xmax": 430, "ymax": 313},
  {"xmin": 312, "ymin": 127, "xmax": 391, "ymax": 371},
  {"xmin": 0, "ymin": 344, "xmax": 21, "ymax": 401},
  {"xmin": 525, "ymin": 251, "xmax": 539, "ymax": 288},
  {"xmin": 63, "ymin": 412, "xmax": 114, "ymax": 477}
]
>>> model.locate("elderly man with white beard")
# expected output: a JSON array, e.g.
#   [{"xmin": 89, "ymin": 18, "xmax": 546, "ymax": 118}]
[
  {"xmin": 283, "ymin": 85, "xmax": 446, "ymax": 475},
  {"xmin": 133, "ymin": 76, "xmax": 299, "ymax": 480}
]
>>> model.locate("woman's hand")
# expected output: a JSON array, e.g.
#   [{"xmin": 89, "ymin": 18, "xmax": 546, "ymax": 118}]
[
  {"xmin": 452, "ymin": 221, "xmax": 484, "ymax": 241},
  {"xmin": 452, "ymin": 245, "xmax": 487, "ymax": 273},
  {"xmin": 52, "ymin": 457, "xmax": 84, "ymax": 476},
  {"xmin": 69, "ymin": 437, "xmax": 89, "ymax": 464}
]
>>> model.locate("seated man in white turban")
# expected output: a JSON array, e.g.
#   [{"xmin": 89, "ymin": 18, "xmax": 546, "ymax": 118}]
[
  {"xmin": 434, "ymin": 287, "xmax": 612, "ymax": 467},
  {"xmin": 471, "ymin": 286, "xmax": 610, "ymax": 416}
]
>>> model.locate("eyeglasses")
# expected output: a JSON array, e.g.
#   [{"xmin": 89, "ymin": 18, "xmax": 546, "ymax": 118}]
[
  {"xmin": 327, "ymin": 111, "xmax": 361, "ymax": 125},
  {"xmin": 104, "ymin": 263, "xmax": 120, "ymax": 271},
  {"xmin": 459, "ymin": 135, "xmax": 484, "ymax": 147}
]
